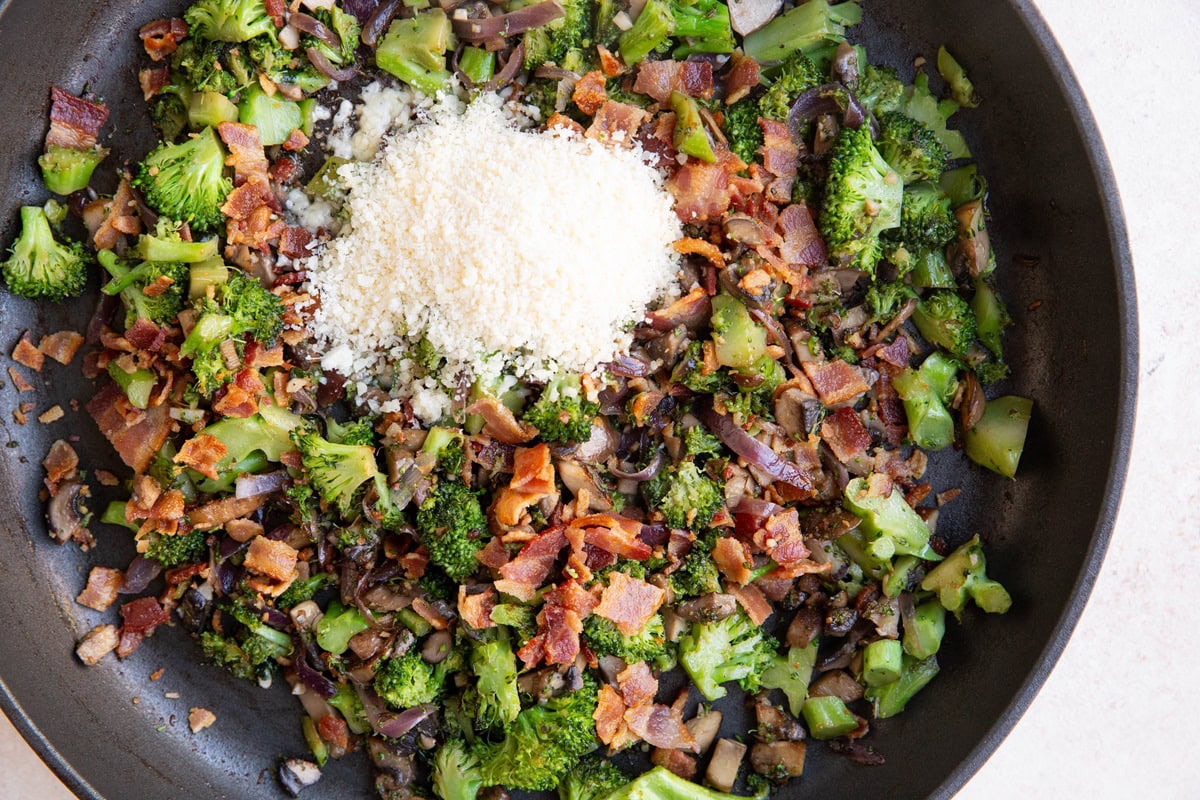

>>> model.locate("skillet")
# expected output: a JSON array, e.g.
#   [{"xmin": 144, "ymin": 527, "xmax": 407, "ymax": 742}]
[{"xmin": 0, "ymin": 0, "xmax": 1137, "ymax": 797}]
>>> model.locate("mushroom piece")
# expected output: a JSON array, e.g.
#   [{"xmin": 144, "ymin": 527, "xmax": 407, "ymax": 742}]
[
  {"xmin": 808, "ymin": 670, "xmax": 864, "ymax": 704},
  {"xmin": 677, "ymin": 593, "xmax": 738, "ymax": 623},
  {"xmin": 727, "ymin": 0, "xmax": 782, "ymax": 35},
  {"xmin": 750, "ymin": 741, "xmax": 808, "ymax": 779},
  {"xmin": 279, "ymin": 759, "xmax": 322, "ymax": 797},
  {"xmin": 685, "ymin": 708, "xmax": 723, "ymax": 754},
  {"xmin": 786, "ymin": 607, "xmax": 823, "ymax": 649},
  {"xmin": 774, "ymin": 386, "xmax": 822, "ymax": 438},
  {"xmin": 753, "ymin": 696, "xmax": 805, "ymax": 742},
  {"xmin": 705, "ymin": 739, "xmax": 747, "ymax": 793},
  {"xmin": 421, "ymin": 630, "xmax": 453, "ymax": 663},
  {"xmin": 47, "ymin": 480, "xmax": 90, "ymax": 545},
  {"xmin": 723, "ymin": 212, "xmax": 769, "ymax": 246},
  {"xmin": 556, "ymin": 459, "xmax": 614, "ymax": 512},
  {"xmin": 571, "ymin": 417, "xmax": 618, "ymax": 463}
]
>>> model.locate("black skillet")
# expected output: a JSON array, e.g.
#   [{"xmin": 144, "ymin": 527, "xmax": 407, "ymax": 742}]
[{"xmin": 0, "ymin": 0, "xmax": 1137, "ymax": 798}]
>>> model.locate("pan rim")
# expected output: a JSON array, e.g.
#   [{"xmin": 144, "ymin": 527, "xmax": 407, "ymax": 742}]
[{"xmin": 0, "ymin": 0, "xmax": 1139, "ymax": 798}]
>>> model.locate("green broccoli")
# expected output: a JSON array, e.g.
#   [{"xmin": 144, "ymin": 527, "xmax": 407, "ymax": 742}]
[
  {"xmin": 523, "ymin": 373, "xmax": 599, "ymax": 444},
  {"xmin": 180, "ymin": 272, "xmax": 286, "ymax": 395},
  {"xmin": 760, "ymin": 641, "xmax": 819, "ymax": 715},
  {"xmin": 964, "ymin": 395, "xmax": 1031, "ymax": 478},
  {"xmin": 722, "ymin": 97, "xmax": 764, "ymax": 165},
  {"xmin": 421, "ymin": 426, "xmax": 466, "ymax": 475},
  {"xmin": 134, "ymin": 220, "xmax": 221, "ymax": 263},
  {"xmin": 683, "ymin": 425, "xmax": 723, "ymax": 460},
  {"xmin": 865, "ymin": 654, "xmax": 939, "ymax": 719},
  {"xmin": 912, "ymin": 289, "xmax": 978, "ymax": 356},
  {"xmin": 582, "ymin": 613, "xmax": 669, "ymax": 663},
  {"xmin": 616, "ymin": 0, "xmax": 672, "ymax": 64},
  {"xmin": 475, "ymin": 674, "xmax": 599, "ymax": 791},
  {"xmin": 557, "ymin": 755, "xmax": 628, "ymax": 800},
  {"xmin": 374, "ymin": 649, "xmax": 442, "ymax": 709},
  {"xmin": 376, "ymin": 10, "xmax": 454, "ymax": 96},
  {"xmin": 669, "ymin": 537, "xmax": 721, "ymax": 598},
  {"xmin": 324, "ymin": 417, "xmax": 376, "ymax": 447},
  {"xmin": 39, "ymin": 145, "xmax": 108, "ymax": 195},
  {"xmin": 150, "ymin": 93, "xmax": 189, "ymax": 141},
  {"xmin": 864, "ymin": 281, "xmax": 915, "ymax": 322},
  {"xmin": 97, "ymin": 250, "xmax": 189, "ymax": 327},
  {"xmin": 819, "ymin": 124, "xmax": 903, "ymax": 274},
  {"xmin": 415, "ymin": 480, "xmax": 487, "ymax": 581},
  {"xmin": 1, "ymin": 206, "xmax": 88, "ymax": 301},
  {"xmin": 710, "ymin": 293, "xmax": 769, "ymax": 370},
  {"xmin": 856, "ymin": 63, "xmax": 904, "ymax": 116},
  {"xmin": 133, "ymin": 126, "xmax": 232, "ymax": 232},
  {"xmin": 292, "ymin": 428, "xmax": 385, "ymax": 518},
  {"xmin": 671, "ymin": 340, "xmax": 732, "ymax": 395},
  {"xmin": 200, "ymin": 631, "xmax": 268, "ymax": 681},
  {"xmin": 742, "ymin": 0, "xmax": 862, "ymax": 64},
  {"xmin": 303, "ymin": 6, "xmax": 360, "ymax": 67},
  {"xmin": 876, "ymin": 112, "xmax": 950, "ymax": 184},
  {"xmin": 315, "ymin": 602, "xmax": 370, "ymax": 654},
  {"xmin": 936, "ymin": 46, "xmax": 980, "ymax": 109},
  {"xmin": 841, "ymin": 475, "xmax": 940, "ymax": 563},
  {"xmin": 921, "ymin": 534, "xmax": 1011, "ymax": 616},
  {"xmin": 184, "ymin": 0, "xmax": 278, "ymax": 43},
  {"xmin": 170, "ymin": 38, "xmax": 240, "ymax": 96},
  {"xmin": 524, "ymin": 0, "xmax": 595, "ymax": 69},
  {"xmin": 678, "ymin": 610, "xmax": 778, "ymax": 701},
  {"xmin": 248, "ymin": 37, "xmax": 329, "ymax": 94},
  {"xmin": 200, "ymin": 602, "xmax": 293, "ymax": 681},
  {"xmin": 644, "ymin": 461, "xmax": 723, "ymax": 530},
  {"xmin": 144, "ymin": 529, "xmax": 208, "ymax": 568},
  {"xmin": 892, "ymin": 351, "xmax": 958, "ymax": 451},
  {"xmin": 432, "ymin": 737, "xmax": 483, "ymax": 800},
  {"xmin": 671, "ymin": 0, "xmax": 736, "ymax": 57},
  {"xmin": 892, "ymin": 181, "xmax": 956, "ymax": 253},
  {"xmin": 469, "ymin": 628, "xmax": 521, "ymax": 729},
  {"xmin": 972, "ymin": 277, "xmax": 1010, "ymax": 358},
  {"xmin": 275, "ymin": 573, "xmax": 330, "ymax": 610},
  {"xmin": 758, "ymin": 51, "xmax": 824, "ymax": 122},
  {"xmin": 605, "ymin": 766, "xmax": 751, "ymax": 800}
]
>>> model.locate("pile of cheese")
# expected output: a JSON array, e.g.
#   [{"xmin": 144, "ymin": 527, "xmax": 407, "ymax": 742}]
[{"xmin": 304, "ymin": 97, "xmax": 682, "ymax": 422}]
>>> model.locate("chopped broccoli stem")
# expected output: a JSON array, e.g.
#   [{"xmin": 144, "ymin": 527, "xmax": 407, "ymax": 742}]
[
  {"xmin": 892, "ymin": 352, "xmax": 959, "ymax": 451},
  {"xmin": 301, "ymin": 716, "xmax": 328, "ymax": 766},
  {"xmin": 801, "ymin": 695, "xmax": 859, "ymax": 740},
  {"xmin": 742, "ymin": 0, "xmax": 862, "ymax": 64},
  {"xmin": 913, "ymin": 290, "xmax": 978, "ymax": 356},
  {"xmin": 107, "ymin": 362, "xmax": 158, "ymax": 410},
  {"xmin": 710, "ymin": 293, "xmax": 769, "ymax": 370},
  {"xmin": 187, "ymin": 91, "xmax": 240, "ymax": 130},
  {"xmin": 670, "ymin": 91, "xmax": 716, "ymax": 163},
  {"xmin": 842, "ymin": 476, "xmax": 940, "ymax": 562},
  {"xmin": 38, "ymin": 145, "xmax": 108, "ymax": 195},
  {"xmin": 907, "ymin": 247, "xmax": 955, "ymax": 289},
  {"xmin": 940, "ymin": 164, "xmax": 986, "ymax": 207},
  {"xmin": 133, "ymin": 127, "xmax": 232, "ymax": 232},
  {"xmin": 135, "ymin": 228, "xmax": 220, "ymax": 263},
  {"xmin": 459, "ymin": 46, "xmax": 496, "ymax": 84},
  {"xmin": 315, "ymin": 602, "xmax": 370, "ymax": 654},
  {"xmin": 376, "ymin": 10, "xmax": 454, "ymax": 96},
  {"xmin": 921, "ymin": 534, "xmax": 1012, "ymax": 615},
  {"xmin": 671, "ymin": 0, "xmax": 735, "ymax": 57},
  {"xmin": 882, "ymin": 554, "xmax": 922, "ymax": 598},
  {"xmin": 397, "ymin": 607, "xmax": 433, "ymax": 637},
  {"xmin": 238, "ymin": 84, "xmax": 302, "ymax": 146},
  {"xmin": 618, "ymin": 0, "xmax": 673, "ymax": 65},
  {"xmin": 328, "ymin": 682, "xmax": 370, "ymax": 734},
  {"xmin": 865, "ymin": 654, "xmax": 939, "ymax": 719},
  {"xmin": 605, "ymin": 766, "xmax": 749, "ymax": 800},
  {"xmin": 903, "ymin": 598, "xmax": 946, "ymax": 659},
  {"xmin": 972, "ymin": 277, "xmax": 1010, "ymax": 358},
  {"xmin": 937, "ymin": 46, "xmax": 980, "ymax": 108},
  {"xmin": 1, "ymin": 206, "xmax": 88, "ymax": 301},
  {"xmin": 862, "ymin": 638, "xmax": 903, "ymax": 687},
  {"xmin": 964, "ymin": 395, "xmax": 1031, "ymax": 479},
  {"xmin": 760, "ymin": 640, "xmax": 819, "ymax": 715}
]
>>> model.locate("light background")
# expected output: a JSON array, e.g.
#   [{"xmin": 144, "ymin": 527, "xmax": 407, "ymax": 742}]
[{"xmin": 4, "ymin": 0, "xmax": 1198, "ymax": 797}]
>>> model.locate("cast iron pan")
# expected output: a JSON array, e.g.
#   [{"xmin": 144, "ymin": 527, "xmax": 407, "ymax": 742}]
[{"xmin": 0, "ymin": 0, "xmax": 1137, "ymax": 798}]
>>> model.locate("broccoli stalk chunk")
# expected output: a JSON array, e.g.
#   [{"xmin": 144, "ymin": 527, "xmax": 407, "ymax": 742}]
[
  {"xmin": 415, "ymin": 480, "xmax": 488, "ymax": 581},
  {"xmin": 801, "ymin": 695, "xmax": 859, "ymax": 739},
  {"xmin": 921, "ymin": 534, "xmax": 1012, "ymax": 616},
  {"xmin": 292, "ymin": 429, "xmax": 385, "ymax": 518},
  {"xmin": 375, "ymin": 649, "xmax": 443, "ymax": 708},
  {"xmin": 892, "ymin": 352, "xmax": 959, "ymax": 451},
  {"xmin": 604, "ymin": 766, "xmax": 752, "ymax": 800},
  {"xmin": 671, "ymin": 91, "xmax": 716, "ymax": 163},
  {"xmin": 865, "ymin": 654, "xmax": 939, "ymax": 719},
  {"xmin": 937, "ymin": 46, "xmax": 980, "ymax": 109},
  {"xmin": 841, "ymin": 476, "xmax": 940, "ymax": 562},
  {"xmin": 421, "ymin": 426, "xmax": 466, "ymax": 475},
  {"xmin": 972, "ymin": 277, "xmax": 1011, "ymax": 358},
  {"xmin": 671, "ymin": 0, "xmax": 735, "ymax": 57},
  {"xmin": 136, "ymin": 222, "xmax": 221, "ymax": 263},
  {"xmin": 643, "ymin": 461, "xmax": 723, "ymax": 530},
  {"xmin": 39, "ymin": 145, "xmax": 108, "ymax": 195},
  {"xmin": 315, "ymin": 602, "xmax": 371, "ymax": 654},
  {"xmin": 133, "ymin": 126, "xmax": 232, "ymax": 232},
  {"xmin": 679, "ymin": 610, "xmax": 778, "ymax": 701},
  {"xmin": 523, "ymin": 373, "xmax": 599, "ymax": 444},
  {"xmin": 476, "ymin": 674, "xmax": 600, "ymax": 791},
  {"xmin": 617, "ymin": 0, "xmax": 673, "ymax": 65},
  {"xmin": 742, "ymin": 0, "xmax": 862, "ymax": 64},
  {"xmin": 184, "ymin": 0, "xmax": 278, "ymax": 43},
  {"xmin": 469, "ymin": 628, "xmax": 521, "ymax": 729},
  {"xmin": 818, "ymin": 124, "xmax": 903, "ymax": 274},
  {"xmin": 964, "ymin": 395, "xmax": 1031, "ymax": 478},
  {"xmin": 876, "ymin": 112, "xmax": 950, "ymax": 184},
  {"xmin": 98, "ymin": 250, "xmax": 190, "ymax": 327},
  {"xmin": 557, "ymin": 755, "xmax": 627, "ymax": 800},
  {"xmin": 432, "ymin": 738, "xmax": 483, "ymax": 800},
  {"xmin": 912, "ymin": 289, "xmax": 978, "ymax": 357},
  {"xmin": 1, "ymin": 206, "xmax": 88, "ymax": 301},
  {"xmin": 107, "ymin": 361, "xmax": 158, "ymax": 409},
  {"xmin": 903, "ymin": 597, "xmax": 945, "ymax": 659},
  {"xmin": 583, "ymin": 613, "xmax": 669, "ymax": 663},
  {"xmin": 376, "ymin": 10, "xmax": 454, "ymax": 96},
  {"xmin": 710, "ymin": 293, "xmax": 769, "ymax": 370},
  {"xmin": 239, "ymin": 83, "xmax": 302, "ymax": 147},
  {"xmin": 760, "ymin": 640, "xmax": 819, "ymax": 715}
]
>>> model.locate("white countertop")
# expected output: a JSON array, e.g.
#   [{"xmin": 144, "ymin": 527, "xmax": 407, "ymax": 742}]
[{"xmin": 4, "ymin": 0, "xmax": 1198, "ymax": 797}]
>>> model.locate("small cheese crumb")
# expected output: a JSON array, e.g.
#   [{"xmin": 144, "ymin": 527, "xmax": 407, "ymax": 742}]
[{"xmin": 188, "ymin": 707, "xmax": 216, "ymax": 733}]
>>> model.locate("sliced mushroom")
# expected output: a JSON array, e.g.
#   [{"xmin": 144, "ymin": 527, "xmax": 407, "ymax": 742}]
[
  {"xmin": 727, "ymin": 0, "xmax": 782, "ymax": 35},
  {"xmin": 774, "ymin": 386, "xmax": 822, "ymax": 438},
  {"xmin": 677, "ymin": 593, "xmax": 738, "ymax": 623},
  {"xmin": 808, "ymin": 670, "xmax": 864, "ymax": 704},
  {"xmin": 556, "ymin": 459, "xmax": 613, "ymax": 512},
  {"xmin": 279, "ymin": 759, "xmax": 322, "ymax": 796},
  {"xmin": 786, "ymin": 607, "xmax": 823, "ymax": 648},
  {"xmin": 753, "ymin": 696, "xmax": 805, "ymax": 742},
  {"xmin": 685, "ymin": 708, "xmax": 723, "ymax": 754},
  {"xmin": 798, "ymin": 508, "xmax": 861, "ymax": 541},
  {"xmin": 723, "ymin": 212, "xmax": 769, "ymax": 245},
  {"xmin": 750, "ymin": 741, "xmax": 808, "ymax": 779},
  {"xmin": 421, "ymin": 630, "xmax": 453, "ymax": 663},
  {"xmin": 47, "ymin": 480, "xmax": 90, "ymax": 546},
  {"xmin": 571, "ymin": 418, "xmax": 618, "ymax": 463},
  {"xmin": 706, "ymin": 739, "xmax": 747, "ymax": 793}
]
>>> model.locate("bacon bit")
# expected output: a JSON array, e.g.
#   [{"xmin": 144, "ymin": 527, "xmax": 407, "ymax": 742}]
[
  {"xmin": 116, "ymin": 628, "xmax": 146, "ymax": 659},
  {"xmin": 542, "ymin": 602, "xmax": 583, "ymax": 665},
  {"xmin": 188, "ymin": 707, "xmax": 217, "ymax": 733},
  {"xmin": 673, "ymin": 237, "xmax": 725, "ymax": 269},
  {"xmin": 278, "ymin": 226, "xmax": 314, "ymax": 260},
  {"xmin": 76, "ymin": 566, "xmax": 124, "ymax": 612},
  {"xmin": 753, "ymin": 508, "xmax": 810, "ymax": 567},
  {"xmin": 282, "ymin": 128, "xmax": 310, "ymax": 152},
  {"xmin": 874, "ymin": 335, "xmax": 910, "ymax": 368},
  {"xmin": 713, "ymin": 535, "xmax": 753, "ymax": 585},
  {"xmin": 498, "ymin": 526, "xmax": 568, "ymax": 591},
  {"xmin": 76, "ymin": 624, "xmax": 120, "ymax": 666},
  {"xmin": 458, "ymin": 586, "xmax": 497, "ymax": 631},
  {"xmin": 625, "ymin": 703, "xmax": 698, "ymax": 752},
  {"xmin": 13, "ymin": 334, "xmax": 45, "ymax": 371},
  {"xmin": 618, "ymin": 661, "xmax": 658, "ymax": 708},
  {"xmin": 244, "ymin": 342, "xmax": 286, "ymax": 369},
  {"xmin": 545, "ymin": 113, "xmax": 584, "ymax": 134},
  {"xmin": 140, "ymin": 18, "xmax": 189, "ymax": 61},
  {"xmin": 511, "ymin": 444, "xmax": 555, "ymax": 495},
  {"xmin": 142, "ymin": 274, "xmax": 176, "ymax": 298},
  {"xmin": 633, "ymin": 60, "xmax": 714, "ymax": 103},
  {"xmin": 652, "ymin": 747, "xmax": 699, "ymax": 780},
  {"xmin": 244, "ymin": 536, "xmax": 299, "ymax": 582},
  {"xmin": 667, "ymin": 152, "xmax": 740, "ymax": 222},
  {"xmin": 8, "ymin": 367, "xmax": 33, "ymax": 393},
  {"xmin": 165, "ymin": 562, "xmax": 207, "ymax": 586},
  {"xmin": 572, "ymin": 513, "xmax": 651, "ymax": 560},
  {"xmin": 466, "ymin": 397, "xmax": 537, "ymax": 445},
  {"xmin": 594, "ymin": 571, "xmax": 664, "ymax": 635},
  {"xmin": 125, "ymin": 319, "xmax": 167, "ymax": 353},
  {"xmin": 802, "ymin": 359, "xmax": 871, "ymax": 406},
  {"xmin": 173, "ymin": 433, "xmax": 228, "ymax": 481},
  {"xmin": 723, "ymin": 53, "xmax": 761, "ymax": 105},
  {"xmin": 94, "ymin": 179, "xmax": 141, "ymax": 251},
  {"xmin": 269, "ymin": 155, "xmax": 300, "ymax": 185},
  {"xmin": 597, "ymin": 45, "xmax": 623, "ymax": 77},
  {"xmin": 42, "ymin": 439, "xmax": 79, "ymax": 487},
  {"xmin": 573, "ymin": 71, "xmax": 608, "ymax": 116},
  {"xmin": 221, "ymin": 180, "xmax": 275, "ymax": 221},
  {"xmin": 318, "ymin": 713, "xmax": 349, "ymax": 754},
  {"xmin": 594, "ymin": 684, "xmax": 628, "ymax": 746},
  {"xmin": 121, "ymin": 596, "xmax": 170, "ymax": 634},
  {"xmin": 46, "ymin": 87, "xmax": 109, "ymax": 151},
  {"xmin": 213, "ymin": 383, "xmax": 259, "ymax": 419},
  {"xmin": 586, "ymin": 101, "xmax": 650, "ymax": 148},
  {"xmin": 225, "ymin": 517, "xmax": 263, "ymax": 543},
  {"xmin": 88, "ymin": 383, "xmax": 173, "ymax": 471},
  {"xmin": 728, "ymin": 583, "xmax": 773, "ymax": 626},
  {"xmin": 546, "ymin": 578, "xmax": 599, "ymax": 618},
  {"xmin": 493, "ymin": 488, "xmax": 542, "ymax": 527},
  {"xmin": 759, "ymin": 119, "xmax": 798, "ymax": 178},
  {"xmin": 96, "ymin": 470, "xmax": 120, "ymax": 487},
  {"xmin": 38, "ymin": 331, "xmax": 85, "ymax": 365},
  {"xmin": 820, "ymin": 407, "xmax": 871, "ymax": 462},
  {"xmin": 38, "ymin": 405, "xmax": 65, "ymax": 424},
  {"xmin": 191, "ymin": 494, "xmax": 268, "ymax": 529},
  {"xmin": 139, "ymin": 66, "xmax": 171, "ymax": 100},
  {"xmin": 217, "ymin": 122, "xmax": 270, "ymax": 185},
  {"xmin": 147, "ymin": 489, "xmax": 186, "ymax": 523},
  {"xmin": 636, "ymin": 112, "xmax": 678, "ymax": 170},
  {"xmin": 476, "ymin": 537, "xmax": 511, "ymax": 570},
  {"xmin": 412, "ymin": 597, "xmax": 452, "ymax": 631}
]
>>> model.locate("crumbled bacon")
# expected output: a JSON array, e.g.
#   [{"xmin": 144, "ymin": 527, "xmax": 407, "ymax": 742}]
[
  {"xmin": 139, "ymin": 18, "xmax": 188, "ymax": 61},
  {"xmin": 225, "ymin": 518, "xmax": 263, "ymax": 543},
  {"xmin": 874, "ymin": 335, "xmax": 910, "ymax": 369},
  {"xmin": 673, "ymin": 237, "xmax": 725, "ymax": 269},
  {"xmin": 190, "ymin": 494, "xmax": 268, "ymax": 529},
  {"xmin": 458, "ymin": 586, "xmax": 497, "ymax": 631},
  {"xmin": 572, "ymin": 513, "xmax": 651, "ymax": 560},
  {"xmin": 545, "ymin": 578, "xmax": 598, "ymax": 618},
  {"xmin": 777, "ymin": 202, "xmax": 826, "ymax": 268},
  {"xmin": 633, "ymin": 60, "xmax": 714, "ymax": 103},
  {"xmin": 572, "ymin": 70, "xmax": 608, "ymax": 116},
  {"xmin": 94, "ymin": 179, "xmax": 141, "ymax": 251},
  {"xmin": 597, "ymin": 45, "xmax": 623, "ymax": 77},
  {"xmin": 86, "ymin": 382, "xmax": 172, "ymax": 473},
  {"xmin": 713, "ymin": 535, "xmax": 753, "ymax": 585},
  {"xmin": 723, "ymin": 53, "xmax": 761, "ymax": 105},
  {"xmin": 624, "ymin": 703, "xmax": 698, "ymax": 752},
  {"xmin": 38, "ymin": 331, "xmax": 85, "ymax": 366},
  {"xmin": 542, "ymin": 602, "xmax": 583, "ymax": 665},
  {"xmin": 173, "ymin": 433, "xmax": 228, "ymax": 481},
  {"xmin": 13, "ymin": 334, "xmax": 45, "ymax": 371},
  {"xmin": 466, "ymin": 397, "xmax": 537, "ymax": 445},
  {"xmin": 282, "ymin": 128, "xmax": 310, "ymax": 152},
  {"xmin": 8, "ymin": 367, "xmax": 33, "ymax": 393},
  {"xmin": 511, "ymin": 444, "xmax": 555, "ymax": 495},
  {"xmin": 116, "ymin": 628, "xmax": 145, "ymax": 659},
  {"xmin": 517, "ymin": 633, "xmax": 547, "ymax": 669},
  {"xmin": 753, "ymin": 508, "xmax": 810, "ymax": 567},
  {"xmin": 476, "ymin": 537, "xmax": 511, "ymax": 570},
  {"xmin": 213, "ymin": 383, "xmax": 259, "ymax": 419},
  {"xmin": 245, "ymin": 536, "xmax": 299, "ymax": 582},
  {"xmin": 120, "ymin": 596, "xmax": 170, "ymax": 634},
  {"xmin": 124, "ymin": 319, "xmax": 167, "ymax": 353},
  {"xmin": 594, "ymin": 571, "xmax": 664, "ymax": 635},
  {"xmin": 139, "ymin": 66, "xmax": 171, "ymax": 100},
  {"xmin": 497, "ymin": 526, "xmax": 567, "ymax": 598},
  {"xmin": 76, "ymin": 624, "xmax": 119, "ymax": 666},
  {"xmin": 217, "ymin": 122, "xmax": 270, "ymax": 185},
  {"xmin": 728, "ymin": 583, "xmax": 773, "ymax": 626},
  {"xmin": 546, "ymin": 113, "xmax": 584, "ymax": 135},
  {"xmin": 667, "ymin": 152, "xmax": 743, "ymax": 222},
  {"xmin": 586, "ymin": 101, "xmax": 650, "ymax": 148},
  {"xmin": 594, "ymin": 684, "xmax": 628, "ymax": 746},
  {"xmin": 42, "ymin": 439, "xmax": 79, "ymax": 488},
  {"xmin": 618, "ymin": 661, "xmax": 658, "ymax": 708},
  {"xmin": 278, "ymin": 226, "xmax": 314, "ymax": 259},
  {"xmin": 76, "ymin": 566, "xmax": 124, "ymax": 612},
  {"xmin": 46, "ymin": 87, "xmax": 109, "ymax": 151},
  {"xmin": 821, "ymin": 407, "xmax": 871, "ymax": 462},
  {"xmin": 802, "ymin": 359, "xmax": 871, "ymax": 406}
]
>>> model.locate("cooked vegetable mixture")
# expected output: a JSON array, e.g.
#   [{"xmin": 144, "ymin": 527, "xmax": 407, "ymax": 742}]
[{"xmin": 9, "ymin": 0, "xmax": 1032, "ymax": 797}]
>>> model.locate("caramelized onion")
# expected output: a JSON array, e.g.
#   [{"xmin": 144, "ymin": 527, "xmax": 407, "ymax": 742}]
[{"xmin": 699, "ymin": 401, "xmax": 814, "ymax": 490}]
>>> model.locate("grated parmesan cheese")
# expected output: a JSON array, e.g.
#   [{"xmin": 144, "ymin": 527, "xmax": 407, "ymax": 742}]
[{"xmin": 304, "ymin": 96, "xmax": 681, "ymax": 423}]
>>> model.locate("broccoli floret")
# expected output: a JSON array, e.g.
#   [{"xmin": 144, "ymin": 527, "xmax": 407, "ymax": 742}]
[
  {"xmin": 758, "ymin": 51, "xmax": 823, "ymax": 122},
  {"xmin": 200, "ymin": 631, "xmax": 267, "ymax": 681},
  {"xmin": 523, "ymin": 374, "xmax": 599, "ymax": 444},
  {"xmin": 275, "ymin": 573, "xmax": 330, "ymax": 610},
  {"xmin": 912, "ymin": 289, "xmax": 978, "ymax": 356},
  {"xmin": 876, "ymin": 112, "xmax": 950, "ymax": 184},
  {"xmin": 524, "ymin": 0, "xmax": 595, "ymax": 69},
  {"xmin": 842, "ymin": 475, "xmax": 939, "ymax": 562},
  {"xmin": 644, "ymin": 461, "xmax": 723, "ymax": 530},
  {"xmin": 605, "ymin": 766, "xmax": 751, "ymax": 800},
  {"xmin": 469, "ymin": 628, "xmax": 521, "ymax": 729},
  {"xmin": 1, "ymin": 206, "xmax": 88, "ymax": 301},
  {"xmin": 247, "ymin": 37, "xmax": 328, "ymax": 94},
  {"xmin": 583, "ymin": 613, "xmax": 669, "ymax": 663},
  {"xmin": 133, "ymin": 126, "xmax": 232, "ymax": 232},
  {"xmin": 819, "ymin": 124, "xmax": 903, "ymax": 274},
  {"xmin": 683, "ymin": 425, "xmax": 723, "ymax": 460},
  {"xmin": 671, "ymin": 0, "xmax": 736, "ymax": 57},
  {"xmin": 144, "ymin": 528, "xmax": 208, "ymax": 568},
  {"xmin": 557, "ymin": 755, "xmax": 628, "ymax": 800},
  {"xmin": 376, "ymin": 10, "xmax": 454, "ymax": 96},
  {"xmin": 432, "ymin": 737, "xmax": 483, "ymax": 800},
  {"xmin": 742, "ymin": 0, "xmax": 862, "ymax": 64},
  {"xmin": 184, "ymin": 0, "xmax": 278, "ymax": 43},
  {"xmin": 421, "ymin": 426, "xmax": 465, "ymax": 475},
  {"xmin": 722, "ymin": 97, "xmax": 764, "ymax": 165},
  {"xmin": 678, "ymin": 610, "xmax": 778, "ymax": 701},
  {"xmin": 292, "ymin": 428, "xmax": 384, "ymax": 518},
  {"xmin": 150, "ymin": 93, "xmax": 189, "ymax": 141},
  {"xmin": 856, "ymin": 63, "xmax": 904, "ymax": 116},
  {"xmin": 303, "ymin": 6, "xmax": 360, "ymax": 67},
  {"xmin": 973, "ymin": 359, "xmax": 1010, "ymax": 386},
  {"xmin": 374, "ymin": 649, "xmax": 442, "ymax": 709},
  {"xmin": 671, "ymin": 341, "xmax": 732, "ymax": 395},
  {"xmin": 97, "ymin": 250, "xmax": 189, "ymax": 327},
  {"xmin": 39, "ymin": 145, "xmax": 108, "ymax": 196},
  {"xmin": 325, "ymin": 417, "xmax": 376, "ymax": 447},
  {"xmin": 475, "ymin": 674, "xmax": 599, "ymax": 791},
  {"xmin": 670, "ymin": 538, "xmax": 721, "ymax": 598},
  {"xmin": 864, "ymin": 280, "xmax": 915, "ymax": 322},
  {"xmin": 171, "ymin": 38, "xmax": 239, "ymax": 96},
  {"xmin": 415, "ymin": 480, "xmax": 487, "ymax": 581},
  {"xmin": 892, "ymin": 181, "xmax": 956, "ymax": 252},
  {"xmin": 490, "ymin": 602, "xmax": 538, "ymax": 644},
  {"xmin": 181, "ymin": 272, "xmax": 286, "ymax": 394}
]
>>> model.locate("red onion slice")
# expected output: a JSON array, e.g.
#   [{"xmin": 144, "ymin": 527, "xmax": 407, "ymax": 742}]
[
  {"xmin": 607, "ymin": 353, "xmax": 651, "ymax": 378},
  {"xmin": 235, "ymin": 469, "xmax": 289, "ymax": 499},
  {"xmin": 291, "ymin": 12, "xmax": 342, "ymax": 49},
  {"xmin": 306, "ymin": 47, "xmax": 357, "ymax": 82},
  {"xmin": 699, "ymin": 401, "xmax": 814, "ymax": 490},
  {"xmin": 119, "ymin": 556, "xmax": 161, "ymax": 594},
  {"xmin": 361, "ymin": 0, "xmax": 399, "ymax": 44},
  {"xmin": 484, "ymin": 41, "xmax": 526, "ymax": 91},
  {"xmin": 452, "ymin": 1, "xmax": 564, "ymax": 43}
]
